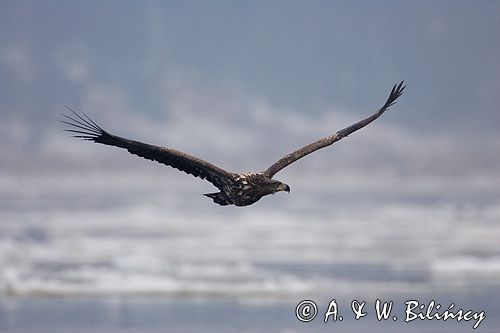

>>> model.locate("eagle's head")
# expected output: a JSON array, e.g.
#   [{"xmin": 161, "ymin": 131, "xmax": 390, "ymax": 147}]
[
  {"xmin": 268, "ymin": 179, "xmax": 290, "ymax": 194},
  {"xmin": 234, "ymin": 173, "xmax": 290, "ymax": 205}
]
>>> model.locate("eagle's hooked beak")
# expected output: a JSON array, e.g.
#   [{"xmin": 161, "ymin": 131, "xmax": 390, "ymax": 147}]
[{"xmin": 280, "ymin": 183, "xmax": 290, "ymax": 193}]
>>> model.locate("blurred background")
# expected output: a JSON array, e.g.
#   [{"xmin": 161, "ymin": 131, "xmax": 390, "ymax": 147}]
[{"xmin": 0, "ymin": 1, "xmax": 499, "ymax": 332}]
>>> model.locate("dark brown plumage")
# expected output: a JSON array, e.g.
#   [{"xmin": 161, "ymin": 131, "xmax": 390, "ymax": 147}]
[{"xmin": 63, "ymin": 81, "xmax": 405, "ymax": 206}]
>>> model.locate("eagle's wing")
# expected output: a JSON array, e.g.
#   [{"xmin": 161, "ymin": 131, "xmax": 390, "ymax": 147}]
[
  {"xmin": 62, "ymin": 109, "xmax": 235, "ymax": 190},
  {"xmin": 263, "ymin": 81, "xmax": 406, "ymax": 178}
]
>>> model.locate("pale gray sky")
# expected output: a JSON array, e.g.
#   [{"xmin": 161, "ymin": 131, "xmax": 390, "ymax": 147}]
[{"xmin": 0, "ymin": 1, "xmax": 499, "ymax": 203}]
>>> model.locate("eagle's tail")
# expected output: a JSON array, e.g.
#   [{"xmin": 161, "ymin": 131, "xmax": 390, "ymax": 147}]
[{"xmin": 204, "ymin": 192, "xmax": 232, "ymax": 206}]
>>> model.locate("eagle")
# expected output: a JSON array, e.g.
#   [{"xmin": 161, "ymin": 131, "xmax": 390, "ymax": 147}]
[{"xmin": 63, "ymin": 81, "xmax": 405, "ymax": 206}]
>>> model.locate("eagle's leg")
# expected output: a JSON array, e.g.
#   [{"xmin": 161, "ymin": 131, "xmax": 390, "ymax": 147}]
[{"xmin": 204, "ymin": 192, "xmax": 233, "ymax": 206}]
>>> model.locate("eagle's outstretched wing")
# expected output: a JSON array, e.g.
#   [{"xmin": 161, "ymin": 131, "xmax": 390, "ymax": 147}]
[
  {"xmin": 62, "ymin": 109, "xmax": 235, "ymax": 190},
  {"xmin": 263, "ymin": 81, "xmax": 406, "ymax": 178}
]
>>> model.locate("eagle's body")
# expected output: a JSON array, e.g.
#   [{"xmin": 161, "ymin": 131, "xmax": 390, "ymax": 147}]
[
  {"xmin": 63, "ymin": 82, "xmax": 405, "ymax": 206},
  {"xmin": 205, "ymin": 172, "xmax": 290, "ymax": 206}
]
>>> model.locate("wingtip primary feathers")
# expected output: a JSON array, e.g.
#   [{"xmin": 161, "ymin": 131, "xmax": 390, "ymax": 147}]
[
  {"xmin": 383, "ymin": 80, "xmax": 406, "ymax": 109},
  {"xmin": 61, "ymin": 108, "xmax": 105, "ymax": 141}
]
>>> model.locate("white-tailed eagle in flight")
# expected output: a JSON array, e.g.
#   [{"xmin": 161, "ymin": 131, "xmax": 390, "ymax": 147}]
[{"xmin": 63, "ymin": 81, "xmax": 405, "ymax": 206}]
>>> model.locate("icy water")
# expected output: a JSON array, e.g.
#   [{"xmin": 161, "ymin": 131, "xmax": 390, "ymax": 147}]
[
  {"xmin": 1, "ymin": 171, "xmax": 499, "ymax": 331},
  {"xmin": 1, "ymin": 293, "xmax": 499, "ymax": 332}
]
